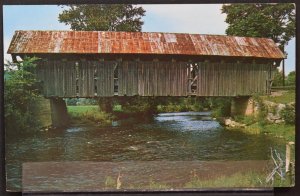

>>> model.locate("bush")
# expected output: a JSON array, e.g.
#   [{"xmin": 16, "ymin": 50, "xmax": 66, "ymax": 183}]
[
  {"xmin": 65, "ymin": 98, "xmax": 78, "ymax": 106},
  {"xmin": 286, "ymin": 71, "xmax": 295, "ymax": 86},
  {"xmin": 156, "ymin": 97, "xmax": 206, "ymax": 113},
  {"xmin": 280, "ymin": 105, "xmax": 295, "ymax": 125},
  {"xmin": 272, "ymin": 69, "xmax": 284, "ymax": 86},
  {"xmin": 68, "ymin": 105, "xmax": 113, "ymax": 125},
  {"xmin": 252, "ymin": 95, "xmax": 268, "ymax": 127},
  {"xmin": 233, "ymin": 115, "xmax": 256, "ymax": 125},
  {"xmin": 4, "ymin": 57, "xmax": 42, "ymax": 135},
  {"xmin": 209, "ymin": 97, "xmax": 232, "ymax": 117}
]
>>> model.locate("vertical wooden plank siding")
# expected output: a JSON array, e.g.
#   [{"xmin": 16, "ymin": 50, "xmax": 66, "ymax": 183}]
[
  {"xmin": 95, "ymin": 61, "xmax": 114, "ymax": 97},
  {"xmin": 63, "ymin": 61, "xmax": 76, "ymax": 97},
  {"xmin": 118, "ymin": 61, "xmax": 139, "ymax": 96},
  {"xmin": 36, "ymin": 60, "xmax": 271, "ymax": 97},
  {"xmin": 134, "ymin": 61, "xmax": 187, "ymax": 96},
  {"xmin": 197, "ymin": 62, "xmax": 271, "ymax": 96}
]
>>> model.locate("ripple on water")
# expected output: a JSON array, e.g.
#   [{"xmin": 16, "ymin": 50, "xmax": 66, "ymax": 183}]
[
  {"xmin": 154, "ymin": 113, "xmax": 221, "ymax": 132},
  {"xmin": 6, "ymin": 112, "xmax": 287, "ymax": 191},
  {"xmin": 66, "ymin": 127, "xmax": 85, "ymax": 133}
]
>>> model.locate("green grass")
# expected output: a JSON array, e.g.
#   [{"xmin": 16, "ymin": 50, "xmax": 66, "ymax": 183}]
[
  {"xmin": 184, "ymin": 171, "xmax": 294, "ymax": 188},
  {"xmin": 113, "ymin": 104, "xmax": 122, "ymax": 112},
  {"xmin": 262, "ymin": 123, "xmax": 295, "ymax": 142},
  {"xmin": 184, "ymin": 172, "xmax": 267, "ymax": 188},
  {"xmin": 101, "ymin": 170, "xmax": 294, "ymax": 190},
  {"xmin": 67, "ymin": 105, "xmax": 99, "ymax": 113},
  {"xmin": 262, "ymin": 90, "xmax": 295, "ymax": 104},
  {"xmin": 231, "ymin": 90, "xmax": 295, "ymax": 141},
  {"xmin": 157, "ymin": 103, "xmax": 204, "ymax": 113},
  {"xmin": 243, "ymin": 123, "xmax": 295, "ymax": 142},
  {"xmin": 67, "ymin": 105, "xmax": 113, "ymax": 125}
]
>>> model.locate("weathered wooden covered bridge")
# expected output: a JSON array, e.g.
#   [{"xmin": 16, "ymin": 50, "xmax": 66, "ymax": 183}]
[{"xmin": 8, "ymin": 30, "xmax": 285, "ymax": 126}]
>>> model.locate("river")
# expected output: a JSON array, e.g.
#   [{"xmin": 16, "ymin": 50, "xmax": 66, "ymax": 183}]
[{"xmin": 6, "ymin": 112, "xmax": 286, "ymax": 191}]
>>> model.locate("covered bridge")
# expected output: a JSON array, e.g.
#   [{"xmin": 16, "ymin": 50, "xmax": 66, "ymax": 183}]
[
  {"xmin": 7, "ymin": 30, "xmax": 285, "ymax": 126},
  {"xmin": 8, "ymin": 30, "xmax": 284, "ymax": 98}
]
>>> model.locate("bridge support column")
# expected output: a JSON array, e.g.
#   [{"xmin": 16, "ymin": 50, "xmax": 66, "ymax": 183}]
[
  {"xmin": 231, "ymin": 96, "xmax": 255, "ymax": 116},
  {"xmin": 50, "ymin": 98, "xmax": 69, "ymax": 127}
]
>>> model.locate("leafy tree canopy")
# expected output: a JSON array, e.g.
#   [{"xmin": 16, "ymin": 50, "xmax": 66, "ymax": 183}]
[
  {"xmin": 285, "ymin": 71, "xmax": 295, "ymax": 86},
  {"xmin": 4, "ymin": 57, "xmax": 42, "ymax": 133},
  {"xmin": 272, "ymin": 68, "xmax": 284, "ymax": 86},
  {"xmin": 59, "ymin": 4, "xmax": 146, "ymax": 31},
  {"xmin": 222, "ymin": 3, "xmax": 295, "ymax": 51}
]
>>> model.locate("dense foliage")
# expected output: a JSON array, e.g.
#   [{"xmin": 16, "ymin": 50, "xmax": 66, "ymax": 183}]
[
  {"xmin": 271, "ymin": 69, "xmax": 295, "ymax": 87},
  {"xmin": 209, "ymin": 97, "xmax": 232, "ymax": 118},
  {"xmin": 59, "ymin": 4, "xmax": 146, "ymax": 31},
  {"xmin": 272, "ymin": 69, "xmax": 284, "ymax": 86},
  {"xmin": 4, "ymin": 57, "xmax": 41, "ymax": 134},
  {"xmin": 222, "ymin": 3, "xmax": 295, "ymax": 51},
  {"xmin": 66, "ymin": 98, "xmax": 98, "ymax": 106},
  {"xmin": 280, "ymin": 104, "xmax": 295, "ymax": 125},
  {"xmin": 285, "ymin": 71, "xmax": 295, "ymax": 86}
]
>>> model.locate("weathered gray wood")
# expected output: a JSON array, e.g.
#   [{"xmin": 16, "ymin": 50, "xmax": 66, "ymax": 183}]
[
  {"xmin": 196, "ymin": 62, "xmax": 271, "ymax": 96},
  {"xmin": 37, "ymin": 59, "xmax": 272, "ymax": 98}
]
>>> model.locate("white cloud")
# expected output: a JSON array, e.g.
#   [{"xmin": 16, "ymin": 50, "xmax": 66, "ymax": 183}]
[{"xmin": 142, "ymin": 4, "xmax": 228, "ymax": 34}]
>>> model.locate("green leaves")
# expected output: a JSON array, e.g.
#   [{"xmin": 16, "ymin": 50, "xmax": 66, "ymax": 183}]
[
  {"xmin": 222, "ymin": 3, "xmax": 295, "ymax": 50},
  {"xmin": 58, "ymin": 4, "xmax": 146, "ymax": 31},
  {"xmin": 4, "ymin": 57, "xmax": 42, "ymax": 132}
]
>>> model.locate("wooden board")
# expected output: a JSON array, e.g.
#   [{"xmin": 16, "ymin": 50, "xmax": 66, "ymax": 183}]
[{"xmin": 36, "ymin": 60, "xmax": 271, "ymax": 98}]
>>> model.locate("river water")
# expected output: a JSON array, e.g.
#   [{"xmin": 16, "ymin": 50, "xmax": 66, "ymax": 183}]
[{"xmin": 6, "ymin": 112, "xmax": 286, "ymax": 191}]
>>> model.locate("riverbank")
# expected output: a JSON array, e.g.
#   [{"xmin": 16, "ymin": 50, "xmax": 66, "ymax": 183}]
[
  {"xmin": 222, "ymin": 90, "xmax": 295, "ymax": 142},
  {"xmin": 67, "ymin": 105, "xmax": 113, "ymax": 125},
  {"xmin": 22, "ymin": 160, "xmax": 276, "ymax": 191},
  {"xmin": 67, "ymin": 104, "xmax": 155, "ymax": 125}
]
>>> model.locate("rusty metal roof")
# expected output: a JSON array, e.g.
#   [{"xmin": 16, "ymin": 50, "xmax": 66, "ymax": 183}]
[{"xmin": 7, "ymin": 30, "xmax": 285, "ymax": 59}]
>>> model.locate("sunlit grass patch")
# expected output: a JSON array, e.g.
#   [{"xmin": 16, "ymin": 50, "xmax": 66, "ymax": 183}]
[
  {"xmin": 184, "ymin": 172, "xmax": 267, "ymax": 188},
  {"xmin": 67, "ymin": 105, "xmax": 113, "ymax": 125},
  {"xmin": 262, "ymin": 123, "xmax": 295, "ymax": 142},
  {"xmin": 262, "ymin": 90, "xmax": 295, "ymax": 104}
]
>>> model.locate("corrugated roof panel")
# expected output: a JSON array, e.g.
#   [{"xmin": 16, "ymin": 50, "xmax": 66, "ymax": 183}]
[{"xmin": 7, "ymin": 30, "xmax": 285, "ymax": 59}]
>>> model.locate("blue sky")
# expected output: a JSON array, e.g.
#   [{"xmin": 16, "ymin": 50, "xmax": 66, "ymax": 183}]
[{"xmin": 3, "ymin": 4, "xmax": 295, "ymax": 74}]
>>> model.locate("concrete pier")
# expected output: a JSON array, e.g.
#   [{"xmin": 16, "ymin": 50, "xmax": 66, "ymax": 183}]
[
  {"xmin": 231, "ymin": 96, "xmax": 255, "ymax": 116},
  {"xmin": 50, "ymin": 98, "xmax": 69, "ymax": 127}
]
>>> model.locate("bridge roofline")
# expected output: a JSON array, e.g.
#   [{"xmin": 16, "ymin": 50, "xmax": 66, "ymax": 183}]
[{"xmin": 8, "ymin": 30, "xmax": 285, "ymax": 59}]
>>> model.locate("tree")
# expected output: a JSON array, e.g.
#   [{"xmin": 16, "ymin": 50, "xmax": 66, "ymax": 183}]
[
  {"xmin": 222, "ymin": 3, "xmax": 295, "ymax": 87},
  {"xmin": 58, "ymin": 4, "xmax": 146, "ymax": 31},
  {"xmin": 272, "ymin": 68, "xmax": 284, "ymax": 86},
  {"xmin": 4, "ymin": 57, "xmax": 42, "ymax": 134},
  {"xmin": 221, "ymin": 4, "xmax": 295, "ymax": 51},
  {"xmin": 285, "ymin": 71, "xmax": 295, "ymax": 86}
]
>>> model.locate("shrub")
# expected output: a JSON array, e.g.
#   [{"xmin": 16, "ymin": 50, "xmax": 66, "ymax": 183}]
[
  {"xmin": 286, "ymin": 71, "xmax": 295, "ymax": 86},
  {"xmin": 4, "ymin": 57, "xmax": 42, "ymax": 135},
  {"xmin": 210, "ymin": 97, "xmax": 232, "ymax": 117},
  {"xmin": 233, "ymin": 115, "xmax": 256, "ymax": 125},
  {"xmin": 252, "ymin": 95, "xmax": 268, "ymax": 127},
  {"xmin": 280, "ymin": 105, "xmax": 295, "ymax": 125}
]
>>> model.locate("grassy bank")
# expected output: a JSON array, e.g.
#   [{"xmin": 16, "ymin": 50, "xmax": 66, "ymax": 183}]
[
  {"xmin": 67, "ymin": 105, "xmax": 113, "ymax": 125},
  {"xmin": 261, "ymin": 90, "xmax": 295, "ymax": 104},
  {"xmin": 244, "ymin": 123, "xmax": 295, "ymax": 142},
  {"xmin": 230, "ymin": 89, "xmax": 295, "ymax": 142},
  {"xmin": 184, "ymin": 171, "xmax": 266, "ymax": 188},
  {"xmin": 102, "ymin": 170, "xmax": 292, "ymax": 189}
]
